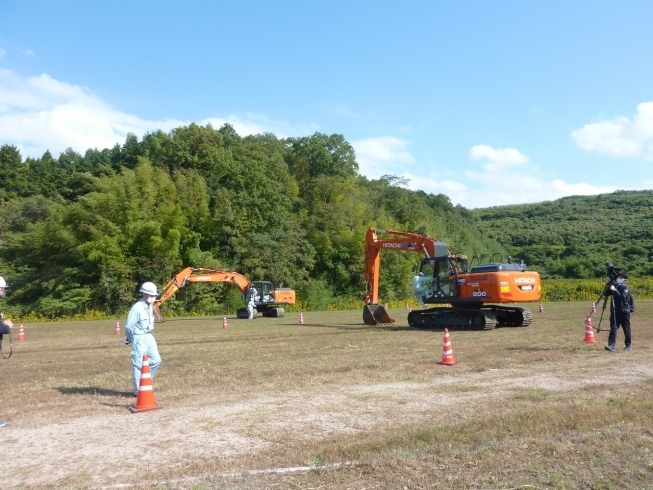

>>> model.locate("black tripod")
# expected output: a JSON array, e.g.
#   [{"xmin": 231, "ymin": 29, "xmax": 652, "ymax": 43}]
[{"xmin": 591, "ymin": 280, "xmax": 615, "ymax": 334}]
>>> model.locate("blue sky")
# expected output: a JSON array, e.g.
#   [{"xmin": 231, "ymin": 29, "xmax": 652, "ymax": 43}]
[{"xmin": 1, "ymin": 1, "xmax": 652, "ymax": 208}]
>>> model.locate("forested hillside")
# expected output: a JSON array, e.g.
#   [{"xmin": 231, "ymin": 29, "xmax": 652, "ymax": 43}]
[
  {"xmin": 0, "ymin": 124, "xmax": 503, "ymax": 317},
  {"xmin": 4, "ymin": 124, "xmax": 650, "ymax": 318},
  {"xmin": 473, "ymin": 191, "xmax": 653, "ymax": 279}
]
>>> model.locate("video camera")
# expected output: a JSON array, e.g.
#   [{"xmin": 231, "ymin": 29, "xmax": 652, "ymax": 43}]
[
  {"xmin": 605, "ymin": 261, "xmax": 621, "ymax": 282},
  {"xmin": 602, "ymin": 261, "xmax": 629, "ymax": 297}
]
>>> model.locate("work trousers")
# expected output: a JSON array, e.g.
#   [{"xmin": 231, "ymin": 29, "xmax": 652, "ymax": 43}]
[
  {"xmin": 608, "ymin": 311, "xmax": 631, "ymax": 347},
  {"xmin": 131, "ymin": 332, "xmax": 161, "ymax": 394}
]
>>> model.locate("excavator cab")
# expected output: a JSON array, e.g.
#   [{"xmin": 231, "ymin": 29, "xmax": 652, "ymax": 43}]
[
  {"xmin": 420, "ymin": 255, "xmax": 461, "ymax": 302},
  {"xmin": 237, "ymin": 280, "xmax": 295, "ymax": 318},
  {"xmin": 250, "ymin": 280, "xmax": 274, "ymax": 304}
]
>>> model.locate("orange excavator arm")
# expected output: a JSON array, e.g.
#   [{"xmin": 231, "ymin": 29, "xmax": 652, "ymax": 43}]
[
  {"xmin": 362, "ymin": 228, "xmax": 450, "ymax": 325},
  {"xmin": 153, "ymin": 268, "xmax": 252, "ymax": 321},
  {"xmin": 363, "ymin": 228, "xmax": 448, "ymax": 304}
]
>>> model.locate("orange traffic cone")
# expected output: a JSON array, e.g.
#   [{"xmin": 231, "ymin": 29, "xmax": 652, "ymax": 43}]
[
  {"xmin": 591, "ymin": 301, "xmax": 596, "ymax": 313},
  {"xmin": 584, "ymin": 315, "xmax": 598, "ymax": 343},
  {"xmin": 17, "ymin": 324, "xmax": 25, "ymax": 341},
  {"xmin": 539, "ymin": 303, "xmax": 544, "ymax": 313},
  {"xmin": 299, "ymin": 312, "xmax": 305, "ymax": 325},
  {"xmin": 114, "ymin": 320, "xmax": 121, "ymax": 335},
  {"xmin": 438, "ymin": 328, "xmax": 456, "ymax": 365},
  {"xmin": 130, "ymin": 354, "xmax": 162, "ymax": 413},
  {"xmin": 222, "ymin": 315, "xmax": 228, "ymax": 329}
]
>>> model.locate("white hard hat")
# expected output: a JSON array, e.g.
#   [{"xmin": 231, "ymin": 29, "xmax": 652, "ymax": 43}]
[
  {"xmin": 139, "ymin": 281, "xmax": 158, "ymax": 296},
  {"xmin": 0, "ymin": 276, "xmax": 8, "ymax": 288},
  {"xmin": 418, "ymin": 272, "xmax": 424, "ymax": 276}
]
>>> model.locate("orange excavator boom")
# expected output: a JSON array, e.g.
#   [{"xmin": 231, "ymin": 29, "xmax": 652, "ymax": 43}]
[
  {"xmin": 363, "ymin": 228, "xmax": 448, "ymax": 324},
  {"xmin": 155, "ymin": 268, "xmax": 250, "ymax": 307},
  {"xmin": 153, "ymin": 268, "xmax": 294, "ymax": 321}
]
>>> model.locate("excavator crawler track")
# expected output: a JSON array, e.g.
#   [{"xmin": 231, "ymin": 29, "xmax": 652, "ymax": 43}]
[
  {"xmin": 408, "ymin": 307, "xmax": 497, "ymax": 330},
  {"xmin": 488, "ymin": 306, "xmax": 533, "ymax": 327}
]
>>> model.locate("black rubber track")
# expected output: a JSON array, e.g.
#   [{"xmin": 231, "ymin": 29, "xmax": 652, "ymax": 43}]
[
  {"xmin": 488, "ymin": 306, "xmax": 533, "ymax": 327},
  {"xmin": 408, "ymin": 307, "xmax": 497, "ymax": 330}
]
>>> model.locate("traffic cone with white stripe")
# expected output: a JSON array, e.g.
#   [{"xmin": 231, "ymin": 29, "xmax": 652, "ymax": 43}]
[
  {"xmin": 114, "ymin": 320, "xmax": 121, "ymax": 335},
  {"xmin": 591, "ymin": 301, "xmax": 596, "ymax": 313},
  {"xmin": 584, "ymin": 315, "xmax": 598, "ymax": 343},
  {"xmin": 17, "ymin": 324, "xmax": 25, "ymax": 341},
  {"xmin": 299, "ymin": 312, "xmax": 305, "ymax": 325},
  {"xmin": 539, "ymin": 303, "xmax": 544, "ymax": 313},
  {"xmin": 438, "ymin": 328, "xmax": 456, "ymax": 365},
  {"xmin": 222, "ymin": 315, "xmax": 228, "ymax": 329},
  {"xmin": 130, "ymin": 354, "xmax": 161, "ymax": 413}
]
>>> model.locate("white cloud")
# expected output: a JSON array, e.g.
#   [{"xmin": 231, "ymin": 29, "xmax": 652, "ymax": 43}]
[
  {"xmin": 352, "ymin": 136, "xmax": 414, "ymax": 179},
  {"xmin": 0, "ymin": 69, "xmax": 183, "ymax": 157},
  {"xmin": 203, "ymin": 114, "xmax": 317, "ymax": 140},
  {"xmin": 352, "ymin": 140, "xmax": 627, "ymax": 208},
  {"xmin": 461, "ymin": 144, "xmax": 620, "ymax": 207},
  {"xmin": 572, "ymin": 102, "xmax": 653, "ymax": 158},
  {"xmin": 17, "ymin": 48, "xmax": 35, "ymax": 57},
  {"xmin": 469, "ymin": 144, "xmax": 530, "ymax": 172},
  {"xmin": 0, "ymin": 69, "xmax": 307, "ymax": 159},
  {"xmin": 410, "ymin": 169, "xmax": 619, "ymax": 209},
  {"xmin": 404, "ymin": 170, "xmax": 468, "ymax": 195},
  {"xmin": 404, "ymin": 144, "xmax": 624, "ymax": 209}
]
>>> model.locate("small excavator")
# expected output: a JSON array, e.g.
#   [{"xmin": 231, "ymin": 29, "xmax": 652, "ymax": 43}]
[
  {"xmin": 363, "ymin": 228, "xmax": 541, "ymax": 330},
  {"xmin": 153, "ymin": 268, "xmax": 295, "ymax": 321}
]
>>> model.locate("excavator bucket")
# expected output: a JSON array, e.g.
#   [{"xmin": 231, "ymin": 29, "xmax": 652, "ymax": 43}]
[{"xmin": 363, "ymin": 304, "xmax": 395, "ymax": 326}]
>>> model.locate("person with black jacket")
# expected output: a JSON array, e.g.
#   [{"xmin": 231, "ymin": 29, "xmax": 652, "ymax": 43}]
[
  {"xmin": 605, "ymin": 271, "xmax": 635, "ymax": 352},
  {"xmin": 0, "ymin": 275, "xmax": 13, "ymax": 427}
]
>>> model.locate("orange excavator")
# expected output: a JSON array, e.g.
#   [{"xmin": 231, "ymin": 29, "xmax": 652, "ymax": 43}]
[
  {"xmin": 363, "ymin": 228, "xmax": 541, "ymax": 330},
  {"xmin": 153, "ymin": 268, "xmax": 296, "ymax": 321}
]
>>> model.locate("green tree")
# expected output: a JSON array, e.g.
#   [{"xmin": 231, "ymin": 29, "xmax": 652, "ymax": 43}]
[{"xmin": 0, "ymin": 145, "xmax": 30, "ymax": 200}]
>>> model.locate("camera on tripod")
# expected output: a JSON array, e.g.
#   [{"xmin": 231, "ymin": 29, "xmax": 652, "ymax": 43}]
[
  {"xmin": 602, "ymin": 261, "xmax": 622, "ymax": 295},
  {"xmin": 605, "ymin": 261, "xmax": 622, "ymax": 283}
]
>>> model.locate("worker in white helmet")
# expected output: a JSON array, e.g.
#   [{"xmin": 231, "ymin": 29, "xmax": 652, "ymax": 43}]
[
  {"xmin": 412, "ymin": 271, "xmax": 434, "ymax": 308},
  {"xmin": 0, "ymin": 276, "xmax": 13, "ymax": 427},
  {"xmin": 124, "ymin": 282, "xmax": 162, "ymax": 396},
  {"xmin": 246, "ymin": 286, "xmax": 258, "ymax": 319}
]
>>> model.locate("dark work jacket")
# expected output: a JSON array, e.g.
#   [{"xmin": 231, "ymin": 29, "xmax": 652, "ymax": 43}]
[{"xmin": 607, "ymin": 283, "xmax": 635, "ymax": 314}]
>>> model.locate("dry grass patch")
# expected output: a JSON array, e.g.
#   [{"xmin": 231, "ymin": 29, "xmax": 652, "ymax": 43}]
[{"xmin": 1, "ymin": 303, "xmax": 653, "ymax": 488}]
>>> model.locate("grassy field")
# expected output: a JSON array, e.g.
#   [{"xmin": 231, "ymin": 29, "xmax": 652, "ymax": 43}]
[{"xmin": 1, "ymin": 302, "xmax": 653, "ymax": 489}]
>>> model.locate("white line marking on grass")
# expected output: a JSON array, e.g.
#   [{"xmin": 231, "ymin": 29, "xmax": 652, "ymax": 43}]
[{"xmin": 100, "ymin": 461, "xmax": 360, "ymax": 488}]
